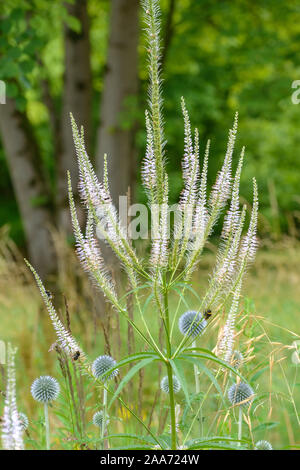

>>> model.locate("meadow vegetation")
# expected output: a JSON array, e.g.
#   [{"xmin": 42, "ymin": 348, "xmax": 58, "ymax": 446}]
[{"xmin": 0, "ymin": 0, "xmax": 299, "ymax": 451}]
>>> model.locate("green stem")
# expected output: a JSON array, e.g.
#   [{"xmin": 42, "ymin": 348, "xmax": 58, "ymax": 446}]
[
  {"xmin": 192, "ymin": 340, "xmax": 200, "ymax": 395},
  {"xmin": 163, "ymin": 283, "xmax": 177, "ymax": 450},
  {"xmin": 44, "ymin": 402, "xmax": 50, "ymax": 450},
  {"xmin": 102, "ymin": 388, "xmax": 108, "ymax": 450},
  {"xmin": 192, "ymin": 340, "xmax": 202, "ymax": 436},
  {"xmin": 166, "ymin": 362, "xmax": 177, "ymax": 449},
  {"xmin": 238, "ymin": 407, "xmax": 242, "ymax": 445}
]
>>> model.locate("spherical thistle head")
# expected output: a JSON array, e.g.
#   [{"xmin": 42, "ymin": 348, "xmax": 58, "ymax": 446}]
[
  {"xmin": 228, "ymin": 382, "xmax": 254, "ymax": 408},
  {"xmin": 18, "ymin": 412, "xmax": 29, "ymax": 431},
  {"xmin": 254, "ymin": 440, "xmax": 273, "ymax": 450},
  {"xmin": 231, "ymin": 350, "xmax": 244, "ymax": 369},
  {"xmin": 160, "ymin": 375, "xmax": 181, "ymax": 394},
  {"xmin": 92, "ymin": 411, "xmax": 109, "ymax": 429},
  {"xmin": 92, "ymin": 355, "xmax": 118, "ymax": 382},
  {"xmin": 31, "ymin": 376, "xmax": 60, "ymax": 403},
  {"xmin": 178, "ymin": 310, "xmax": 207, "ymax": 339}
]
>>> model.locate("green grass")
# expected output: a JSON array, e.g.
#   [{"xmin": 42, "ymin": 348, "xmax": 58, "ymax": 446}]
[{"xmin": 0, "ymin": 239, "xmax": 299, "ymax": 449}]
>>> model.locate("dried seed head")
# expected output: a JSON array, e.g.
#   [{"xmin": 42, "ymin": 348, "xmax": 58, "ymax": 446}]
[
  {"xmin": 231, "ymin": 350, "xmax": 244, "ymax": 369},
  {"xmin": 92, "ymin": 411, "xmax": 109, "ymax": 429},
  {"xmin": 160, "ymin": 375, "xmax": 181, "ymax": 394},
  {"xmin": 178, "ymin": 310, "xmax": 207, "ymax": 338},
  {"xmin": 254, "ymin": 440, "xmax": 273, "ymax": 450},
  {"xmin": 92, "ymin": 355, "xmax": 119, "ymax": 382},
  {"xmin": 228, "ymin": 382, "xmax": 254, "ymax": 408},
  {"xmin": 31, "ymin": 376, "xmax": 60, "ymax": 404},
  {"xmin": 18, "ymin": 413, "xmax": 29, "ymax": 431}
]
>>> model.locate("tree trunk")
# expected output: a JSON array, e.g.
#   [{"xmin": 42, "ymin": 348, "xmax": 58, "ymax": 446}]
[
  {"xmin": 96, "ymin": 0, "xmax": 140, "ymax": 207},
  {"xmin": 56, "ymin": 0, "xmax": 92, "ymax": 233},
  {"xmin": 0, "ymin": 98, "xmax": 56, "ymax": 279},
  {"xmin": 161, "ymin": 0, "xmax": 176, "ymax": 71}
]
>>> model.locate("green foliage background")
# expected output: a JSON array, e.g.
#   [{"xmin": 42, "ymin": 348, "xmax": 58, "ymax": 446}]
[{"xmin": 1, "ymin": 0, "xmax": 300, "ymax": 245}]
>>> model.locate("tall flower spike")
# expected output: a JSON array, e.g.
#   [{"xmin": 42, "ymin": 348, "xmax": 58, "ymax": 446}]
[
  {"xmin": 174, "ymin": 99, "xmax": 200, "ymax": 264},
  {"xmin": 204, "ymin": 205, "xmax": 246, "ymax": 309},
  {"xmin": 71, "ymin": 115, "xmax": 110, "ymax": 208},
  {"xmin": 70, "ymin": 116, "xmax": 141, "ymax": 277},
  {"xmin": 1, "ymin": 344, "xmax": 24, "ymax": 450},
  {"xmin": 142, "ymin": 110, "xmax": 157, "ymax": 201},
  {"xmin": 151, "ymin": 174, "xmax": 169, "ymax": 268},
  {"xmin": 209, "ymin": 112, "xmax": 238, "ymax": 214},
  {"xmin": 222, "ymin": 147, "xmax": 245, "ymax": 240},
  {"xmin": 181, "ymin": 97, "xmax": 199, "ymax": 190},
  {"xmin": 143, "ymin": 0, "xmax": 166, "ymax": 205},
  {"xmin": 213, "ymin": 183, "xmax": 258, "ymax": 363},
  {"xmin": 218, "ymin": 279, "xmax": 242, "ymax": 363},
  {"xmin": 25, "ymin": 260, "xmax": 84, "ymax": 359},
  {"xmin": 68, "ymin": 173, "xmax": 118, "ymax": 307},
  {"xmin": 238, "ymin": 178, "xmax": 259, "ymax": 266},
  {"xmin": 184, "ymin": 140, "xmax": 210, "ymax": 277}
]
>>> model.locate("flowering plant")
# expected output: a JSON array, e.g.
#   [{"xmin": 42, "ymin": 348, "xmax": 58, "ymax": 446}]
[{"xmin": 23, "ymin": 0, "xmax": 259, "ymax": 451}]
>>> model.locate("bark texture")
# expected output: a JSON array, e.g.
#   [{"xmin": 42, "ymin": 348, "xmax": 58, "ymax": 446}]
[
  {"xmin": 96, "ymin": 0, "xmax": 140, "ymax": 206},
  {"xmin": 57, "ymin": 0, "xmax": 92, "ymax": 233},
  {"xmin": 0, "ymin": 98, "xmax": 56, "ymax": 278}
]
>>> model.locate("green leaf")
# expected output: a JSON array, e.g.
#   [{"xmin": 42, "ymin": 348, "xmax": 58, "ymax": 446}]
[
  {"xmin": 180, "ymin": 356, "xmax": 226, "ymax": 405},
  {"xmin": 6, "ymin": 82, "xmax": 18, "ymax": 98},
  {"xmin": 253, "ymin": 421, "xmax": 279, "ymax": 432},
  {"xmin": 178, "ymin": 351, "xmax": 248, "ymax": 383},
  {"xmin": 105, "ymin": 433, "xmax": 160, "ymax": 447},
  {"xmin": 172, "ymin": 287, "xmax": 191, "ymax": 309},
  {"xmin": 186, "ymin": 435, "xmax": 250, "ymax": 450},
  {"xmin": 109, "ymin": 445, "xmax": 153, "ymax": 450},
  {"xmin": 174, "ymin": 283, "xmax": 202, "ymax": 301},
  {"xmin": 108, "ymin": 356, "xmax": 158, "ymax": 409},
  {"xmin": 170, "ymin": 358, "xmax": 191, "ymax": 407},
  {"xmin": 251, "ymin": 366, "xmax": 269, "ymax": 382},
  {"xmin": 184, "ymin": 346, "xmax": 217, "ymax": 356}
]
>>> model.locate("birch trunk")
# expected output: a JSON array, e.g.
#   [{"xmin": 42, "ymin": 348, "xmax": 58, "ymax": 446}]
[
  {"xmin": 0, "ymin": 98, "xmax": 56, "ymax": 278},
  {"xmin": 96, "ymin": 0, "xmax": 140, "ymax": 207},
  {"xmin": 56, "ymin": 0, "xmax": 92, "ymax": 233}
]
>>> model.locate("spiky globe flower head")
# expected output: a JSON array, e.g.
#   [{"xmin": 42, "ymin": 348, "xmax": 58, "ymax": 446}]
[
  {"xmin": 254, "ymin": 440, "xmax": 273, "ymax": 450},
  {"xmin": 18, "ymin": 412, "xmax": 29, "ymax": 431},
  {"xmin": 31, "ymin": 376, "xmax": 60, "ymax": 403},
  {"xmin": 178, "ymin": 310, "xmax": 207, "ymax": 339},
  {"xmin": 228, "ymin": 382, "xmax": 254, "ymax": 408},
  {"xmin": 92, "ymin": 355, "xmax": 118, "ymax": 382},
  {"xmin": 231, "ymin": 350, "xmax": 244, "ymax": 369},
  {"xmin": 92, "ymin": 411, "xmax": 109, "ymax": 429},
  {"xmin": 160, "ymin": 375, "xmax": 181, "ymax": 394}
]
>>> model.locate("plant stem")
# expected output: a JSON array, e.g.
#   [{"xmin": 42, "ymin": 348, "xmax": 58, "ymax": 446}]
[
  {"xmin": 166, "ymin": 361, "xmax": 177, "ymax": 450},
  {"xmin": 102, "ymin": 388, "xmax": 108, "ymax": 450},
  {"xmin": 192, "ymin": 339, "xmax": 202, "ymax": 436},
  {"xmin": 163, "ymin": 283, "xmax": 177, "ymax": 450},
  {"xmin": 238, "ymin": 407, "xmax": 242, "ymax": 445},
  {"xmin": 44, "ymin": 402, "xmax": 50, "ymax": 450},
  {"xmin": 192, "ymin": 340, "xmax": 200, "ymax": 394}
]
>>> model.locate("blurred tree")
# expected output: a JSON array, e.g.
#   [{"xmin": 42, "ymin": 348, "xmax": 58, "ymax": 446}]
[
  {"xmin": 0, "ymin": 2, "xmax": 58, "ymax": 277},
  {"xmin": 1, "ymin": 0, "xmax": 300, "ymax": 279},
  {"xmin": 96, "ymin": 0, "xmax": 140, "ymax": 205},
  {"xmin": 56, "ymin": 0, "xmax": 92, "ymax": 233},
  {"xmin": 0, "ymin": 98, "xmax": 57, "ymax": 278},
  {"xmin": 0, "ymin": 0, "xmax": 92, "ymax": 276}
]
